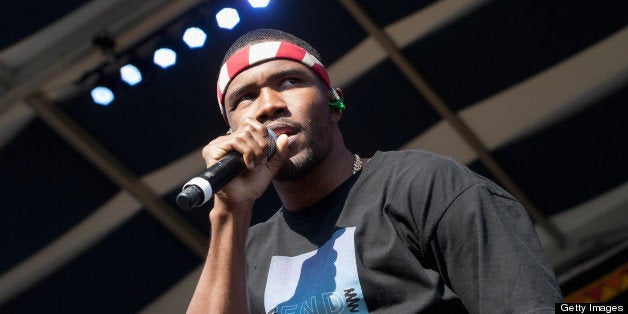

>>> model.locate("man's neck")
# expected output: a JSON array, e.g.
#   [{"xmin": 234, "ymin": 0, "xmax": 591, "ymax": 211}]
[{"xmin": 273, "ymin": 140, "xmax": 354, "ymax": 211}]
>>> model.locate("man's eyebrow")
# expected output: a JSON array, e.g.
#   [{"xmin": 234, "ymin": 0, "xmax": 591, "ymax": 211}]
[
  {"xmin": 269, "ymin": 67, "xmax": 310, "ymax": 80},
  {"xmin": 226, "ymin": 67, "xmax": 311, "ymax": 105}
]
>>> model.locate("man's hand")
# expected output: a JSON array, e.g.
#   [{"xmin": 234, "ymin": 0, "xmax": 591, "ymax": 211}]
[{"xmin": 201, "ymin": 117, "xmax": 289, "ymax": 210}]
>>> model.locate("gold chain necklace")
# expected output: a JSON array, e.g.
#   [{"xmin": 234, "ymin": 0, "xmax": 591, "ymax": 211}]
[{"xmin": 352, "ymin": 154, "xmax": 362, "ymax": 174}]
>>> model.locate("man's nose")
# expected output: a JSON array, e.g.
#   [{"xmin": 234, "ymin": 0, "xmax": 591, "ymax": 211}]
[{"xmin": 255, "ymin": 88, "xmax": 287, "ymax": 122}]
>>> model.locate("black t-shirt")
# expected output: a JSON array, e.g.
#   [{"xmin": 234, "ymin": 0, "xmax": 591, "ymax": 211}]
[{"xmin": 245, "ymin": 150, "xmax": 562, "ymax": 313}]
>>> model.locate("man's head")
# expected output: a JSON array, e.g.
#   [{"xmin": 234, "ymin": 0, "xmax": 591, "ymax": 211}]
[
  {"xmin": 216, "ymin": 29, "xmax": 346, "ymax": 180},
  {"xmin": 216, "ymin": 29, "xmax": 344, "ymax": 125}
]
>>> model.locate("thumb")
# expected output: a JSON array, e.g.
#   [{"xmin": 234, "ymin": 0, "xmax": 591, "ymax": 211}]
[{"xmin": 266, "ymin": 134, "xmax": 289, "ymax": 175}]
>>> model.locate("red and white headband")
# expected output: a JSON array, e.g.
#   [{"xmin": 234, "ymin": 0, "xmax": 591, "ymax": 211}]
[{"xmin": 216, "ymin": 41, "xmax": 332, "ymax": 122}]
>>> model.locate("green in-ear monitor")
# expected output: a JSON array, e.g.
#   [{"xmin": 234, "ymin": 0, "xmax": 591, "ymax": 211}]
[
  {"xmin": 329, "ymin": 88, "xmax": 346, "ymax": 111},
  {"xmin": 330, "ymin": 98, "xmax": 346, "ymax": 111}
]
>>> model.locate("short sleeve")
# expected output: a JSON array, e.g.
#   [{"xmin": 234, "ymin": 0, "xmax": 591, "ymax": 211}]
[{"xmin": 428, "ymin": 184, "xmax": 563, "ymax": 313}]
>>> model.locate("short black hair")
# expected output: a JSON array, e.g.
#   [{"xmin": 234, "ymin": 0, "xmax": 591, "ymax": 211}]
[{"xmin": 221, "ymin": 29, "xmax": 323, "ymax": 65}]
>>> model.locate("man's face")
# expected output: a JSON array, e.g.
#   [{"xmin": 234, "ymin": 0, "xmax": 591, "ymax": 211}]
[{"xmin": 224, "ymin": 59, "xmax": 336, "ymax": 180}]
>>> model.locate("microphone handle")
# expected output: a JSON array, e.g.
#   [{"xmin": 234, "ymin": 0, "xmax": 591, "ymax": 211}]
[
  {"xmin": 176, "ymin": 129, "xmax": 276, "ymax": 210},
  {"xmin": 202, "ymin": 151, "xmax": 246, "ymax": 193},
  {"xmin": 176, "ymin": 151, "xmax": 246, "ymax": 210}
]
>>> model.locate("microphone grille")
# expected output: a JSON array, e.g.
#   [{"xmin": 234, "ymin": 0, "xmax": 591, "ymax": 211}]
[{"xmin": 266, "ymin": 128, "xmax": 277, "ymax": 158}]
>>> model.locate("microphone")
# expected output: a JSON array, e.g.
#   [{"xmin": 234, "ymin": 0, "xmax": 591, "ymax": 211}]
[{"xmin": 176, "ymin": 129, "xmax": 277, "ymax": 210}]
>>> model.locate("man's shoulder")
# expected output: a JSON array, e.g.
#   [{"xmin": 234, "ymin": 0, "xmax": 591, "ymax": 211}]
[
  {"xmin": 372, "ymin": 150, "xmax": 517, "ymax": 204},
  {"xmin": 369, "ymin": 150, "xmax": 474, "ymax": 181},
  {"xmin": 363, "ymin": 150, "xmax": 503, "ymax": 204},
  {"xmin": 373, "ymin": 149, "xmax": 462, "ymax": 166}
]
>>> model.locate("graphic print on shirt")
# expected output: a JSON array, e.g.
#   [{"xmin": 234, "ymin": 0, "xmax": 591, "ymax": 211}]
[{"xmin": 264, "ymin": 227, "xmax": 368, "ymax": 313}]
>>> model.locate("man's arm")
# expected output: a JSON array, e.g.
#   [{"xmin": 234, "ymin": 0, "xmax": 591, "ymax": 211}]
[
  {"xmin": 187, "ymin": 200, "xmax": 253, "ymax": 313},
  {"xmin": 187, "ymin": 119, "xmax": 288, "ymax": 313}
]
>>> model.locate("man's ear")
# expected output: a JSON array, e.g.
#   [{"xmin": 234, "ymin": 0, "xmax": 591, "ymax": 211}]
[
  {"xmin": 330, "ymin": 87, "xmax": 345, "ymax": 123},
  {"xmin": 329, "ymin": 87, "xmax": 346, "ymax": 112}
]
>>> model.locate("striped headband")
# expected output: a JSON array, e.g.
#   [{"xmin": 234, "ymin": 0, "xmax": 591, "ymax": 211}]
[{"xmin": 216, "ymin": 41, "xmax": 332, "ymax": 122}]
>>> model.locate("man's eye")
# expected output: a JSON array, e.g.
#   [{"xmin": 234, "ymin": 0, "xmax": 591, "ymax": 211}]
[
  {"xmin": 241, "ymin": 94, "xmax": 254, "ymax": 101},
  {"xmin": 281, "ymin": 78, "xmax": 300, "ymax": 88},
  {"xmin": 238, "ymin": 93, "xmax": 256, "ymax": 104},
  {"xmin": 228, "ymin": 94, "xmax": 254, "ymax": 111}
]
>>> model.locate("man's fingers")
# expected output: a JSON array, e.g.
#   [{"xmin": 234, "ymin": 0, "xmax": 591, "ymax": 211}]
[
  {"xmin": 236, "ymin": 120, "xmax": 271, "ymax": 168},
  {"xmin": 266, "ymin": 134, "xmax": 289, "ymax": 175},
  {"xmin": 201, "ymin": 127, "xmax": 270, "ymax": 170},
  {"xmin": 230, "ymin": 132, "xmax": 264, "ymax": 169},
  {"xmin": 201, "ymin": 137, "xmax": 230, "ymax": 168}
]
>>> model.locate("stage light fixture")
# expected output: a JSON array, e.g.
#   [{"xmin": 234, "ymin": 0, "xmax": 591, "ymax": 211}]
[
  {"xmin": 153, "ymin": 48, "xmax": 177, "ymax": 69},
  {"xmin": 119, "ymin": 64, "xmax": 142, "ymax": 86},
  {"xmin": 182, "ymin": 27, "xmax": 207, "ymax": 49},
  {"xmin": 90, "ymin": 86, "xmax": 114, "ymax": 106},
  {"xmin": 216, "ymin": 8, "xmax": 240, "ymax": 29},
  {"xmin": 248, "ymin": 0, "xmax": 270, "ymax": 8}
]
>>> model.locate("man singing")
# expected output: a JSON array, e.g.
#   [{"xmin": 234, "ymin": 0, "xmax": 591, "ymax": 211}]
[{"xmin": 187, "ymin": 29, "xmax": 562, "ymax": 313}]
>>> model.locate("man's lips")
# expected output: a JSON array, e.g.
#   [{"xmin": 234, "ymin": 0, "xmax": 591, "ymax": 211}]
[{"xmin": 268, "ymin": 124, "xmax": 298, "ymax": 137}]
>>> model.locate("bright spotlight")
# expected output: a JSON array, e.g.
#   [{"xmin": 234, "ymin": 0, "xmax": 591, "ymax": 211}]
[
  {"xmin": 216, "ymin": 8, "xmax": 240, "ymax": 30},
  {"xmin": 182, "ymin": 27, "xmax": 207, "ymax": 49},
  {"xmin": 90, "ymin": 86, "xmax": 114, "ymax": 106},
  {"xmin": 153, "ymin": 48, "xmax": 177, "ymax": 69},
  {"xmin": 119, "ymin": 64, "xmax": 142, "ymax": 86},
  {"xmin": 248, "ymin": 0, "xmax": 270, "ymax": 8}
]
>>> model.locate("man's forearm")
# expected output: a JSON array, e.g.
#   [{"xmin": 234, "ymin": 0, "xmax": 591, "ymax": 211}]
[{"xmin": 187, "ymin": 203, "xmax": 252, "ymax": 313}]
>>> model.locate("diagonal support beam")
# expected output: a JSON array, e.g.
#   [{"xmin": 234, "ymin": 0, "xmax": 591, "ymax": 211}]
[
  {"xmin": 338, "ymin": 0, "xmax": 566, "ymax": 248},
  {"xmin": 27, "ymin": 92, "xmax": 207, "ymax": 257}
]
